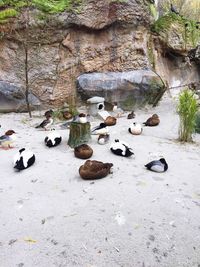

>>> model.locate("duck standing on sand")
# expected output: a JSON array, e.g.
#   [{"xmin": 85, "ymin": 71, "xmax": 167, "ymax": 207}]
[
  {"xmin": 0, "ymin": 130, "xmax": 16, "ymax": 149},
  {"xmin": 79, "ymin": 160, "xmax": 113, "ymax": 180},
  {"xmin": 35, "ymin": 115, "xmax": 53, "ymax": 130},
  {"xmin": 143, "ymin": 114, "xmax": 160, "ymax": 126},
  {"xmin": 128, "ymin": 122, "xmax": 143, "ymax": 135},
  {"xmin": 98, "ymin": 134, "xmax": 110, "ymax": 145},
  {"xmin": 91, "ymin": 123, "xmax": 109, "ymax": 135},
  {"xmin": 44, "ymin": 109, "xmax": 53, "ymax": 118},
  {"xmin": 13, "ymin": 148, "xmax": 35, "ymax": 171},
  {"xmin": 145, "ymin": 158, "xmax": 168, "ymax": 173},
  {"xmin": 127, "ymin": 111, "xmax": 135, "ymax": 119},
  {"xmin": 44, "ymin": 131, "xmax": 62, "ymax": 148},
  {"xmin": 110, "ymin": 139, "xmax": 134, "ymax": 157}
]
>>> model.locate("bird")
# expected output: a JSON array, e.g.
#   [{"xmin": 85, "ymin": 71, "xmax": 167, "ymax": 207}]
[
  {"xmin": 13, "ymin": 148, "xmax": 35, "ymax": 171},
  {"xmin": 170, "ymin": 3, "xmax": 179, "ymax": 14},
  {"xmin": 145, "ymin": 158, "xmax": 168, "ymax": 173},
  {"xmin": 91, "ymin": 123, "xmax": 109, "ymax": 135},
  {"xmin": 62, "ymin": 111, "xmax": 73, "ymax": 120},
  {"xmin": 79, "ymin": 160, "xmax": 113, "ymax": 180},
  {"xmin": 112, "ymin": 102, "xmax": 118, "ymax": 112},
  {"xmin": 128, "ymin": 122, "xmax": 143, "ymax": 135},
  {"xmin": 44, "ymin": 109, "xmax": 53, "ymax": 119},
  {"xmin": 44, "ymin": 130, "xmax": 62, "ymax": 148},
  {"xmin": 35, "ymin": 116, "xmax": 53, "ymax": 130},
  {"xmin": 78, "ymin": 113, "xmax": 88, "ymax": 123},
  {"xmin": 112, "ymin": 102, "xmax": 124, "ymax": 117},
  {"xmin": 104, "ymin": 116, "xmax": 117, "ymax": 126},
  {"xmin": 127, "ymin": 111, "xmax": 135, "ymax": 119},
  {"xmin": 74, "ymin": 144, "xmax": 93, "ymax": 159},
  {"xmin": 98, "ymin": 134, "xmax": 110, "ymax": 145},
  {"xmin": 110, "ymin": 139, "xmax": 134, "ymax": 157},
  {"xmin": 143, "ymin": 114, "xmax": 160, "ymax": 126},
  {"xmin": 0, "ymin": 130, "xmax": 17, "ymax": 149}
]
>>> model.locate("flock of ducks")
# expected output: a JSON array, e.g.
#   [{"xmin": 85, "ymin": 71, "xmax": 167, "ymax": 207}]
[{"xmin": 0, "ymin": 108, "xmax": 168, "ymax": 177}]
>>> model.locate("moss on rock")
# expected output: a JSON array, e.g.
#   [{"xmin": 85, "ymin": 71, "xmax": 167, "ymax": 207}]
[{"xmin": 151, "ymin": 13, "xmax": 200, "ymax": 51}]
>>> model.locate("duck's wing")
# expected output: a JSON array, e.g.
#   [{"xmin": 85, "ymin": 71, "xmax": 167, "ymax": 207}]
[
  {"xmin": 0, "ymin": 135, "xmax": 9, "ymax": 143},
  {"xmin": 145, "ymin": 160, "xmax": 163, "ymax": 171},
  {"xmin": 36, "ymin": 119, "xmax": 49, "ymax": 128},
  {"xmin": 91, "ymin": 124, "xmax": 101, "ymax": 132}
]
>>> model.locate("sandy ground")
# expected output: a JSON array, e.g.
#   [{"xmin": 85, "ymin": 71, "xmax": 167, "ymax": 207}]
[{"xmin": 0, "ymin": 92, "xmax": 200, "ymax": 267}]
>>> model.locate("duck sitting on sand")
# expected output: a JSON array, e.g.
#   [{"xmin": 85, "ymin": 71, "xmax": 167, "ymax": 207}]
[
  {"xmin": 110, "ymin": 139, "xmax": 134, "ymax": 157},
  {"xmin": 98, "ymin": 134, "xmax": 110, "ymax": 145},
  {"xmin": 62, "ymin": 111, "xmax": 73, "ymax": 120},
  {"xmin": 79, "ymin": 160, "xmax": 113, "ymax": 180},
  {"xmin": 145, "ymin": 158, "xmax": 168, "ymax": 173},
  {"xmin": 104, "ymin": 116, "xmax": 117, "ymax": 126},
  {"xmin": 13, "ymin": 148, "xmax": 35, "ymax": 171},
  {"xmin": 127, "ymin": 111, "xmax": 135, "ymax": 119},
  {"xmin": 143, "ymin": 114, "xmax": 160, "ymax": 126},
  {"xmin": 128, "ymin": 122, "xmax": 143, "ymax": 135},
  {"xmin": 44, "ymin": 131, "xmax": 62, "ymax": 148},
  {"xmin": 74, "ymin": 144, "xmax": 93, "ymax": 159},
  {"xmin": 0, "ymin": 130, "xmax": 17, "ymax": 149}
]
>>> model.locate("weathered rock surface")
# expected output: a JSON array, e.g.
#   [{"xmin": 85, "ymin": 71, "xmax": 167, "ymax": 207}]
[
  {"xmin": 0, "ymin": 0, "xmax": 152, "ymax": 109},
  {"xmin": 77, "ymin": 70, "xmax": 165, "ymax": 109},
  {"xmin": 189, "ymin": 45, "xmax": 200, "ymax": 65},
  {"xmin": 0, "ymin": 1, "xmax": 200, "ymax": 110},
  {"xmin": 0, "ymin": 81, "xmax": 40, "ymax": 112}
]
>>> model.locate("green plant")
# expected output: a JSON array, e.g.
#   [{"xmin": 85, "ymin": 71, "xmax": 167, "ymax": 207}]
[
  {"xmin": 195, "ymin": 111, "xmax": 200, "ymax": 133},
  {"xmin": 177, "ymin": 88, "xmax": 198, "ymax": 142}
]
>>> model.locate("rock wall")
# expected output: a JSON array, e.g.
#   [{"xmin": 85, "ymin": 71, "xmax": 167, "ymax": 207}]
[
  {"xmin": 0, "ymin": 0, "xmax": 154, "ymax": 111},
  {"xmin": 0, "ymin": 0, "xmax": 200, "ymax": 112}
]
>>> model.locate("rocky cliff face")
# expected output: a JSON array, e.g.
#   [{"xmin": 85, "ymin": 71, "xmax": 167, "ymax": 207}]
[
  {"xmin": 0, "ymin": 0, "xmax": 156, "ymax": 111},
  {"xmin": 0, "ymin": 0, "xmax": 199, "ymax": 112}
]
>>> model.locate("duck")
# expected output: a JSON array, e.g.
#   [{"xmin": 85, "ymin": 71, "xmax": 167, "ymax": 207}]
[
  {"xmin": 79, "ymin": 160, "xmax": 113, "ymax": 180},
  {"xmin": 128, "ymin": 122, "xmax": 143, "ymax": 135},
  {"xmin": 91, "ymin": 123, "xmax": 109, "ymax": 135},
  {"xmin": 62, "ymin": 111, "xmax": 73, "ymax": 120},
  {"xmin": 74, "ymin": 144, "xmax": 93, "ymax": 159},
  {"xmin": 0, "ymin": 130, "xmax": 17, "ymax": 149},
  {"xmin": 127, "ymin": 111, "xmax": 135, "ymax": 119},
  {"xmin": 143, "ymin": 114, "xmax": 160, "ymax": 126},
  {"xmin": 110, "ymin": 139, "xmax": 134, "ymax": 157},
  {"xmin": 44, "ymin": 130, "xmax": 62, "ymax": 147},
  {"xmin": 145, "ymin": 158, "xmax": 168, "ymax": 173},
  {"xmin": 112, "ymin": 102, "xmax": 124, "ymax": 117},
  {"xmin": 98, "ymin": 134, "xmax": 110, "ymax": 145},
  {"xmin": 104, "ymin": 116, "xmax": 117, "ymax": 126},
  {"xmin": 78, "ymin": 113, "xmax": 88, "ymax": 123},
  {"xmin": 13, "ymin": 148, "xmax": 35, "ymax": 171},
  {"xmin": 44, "ymin": 109, "xmax": 53, "ymax": 119},
  {"xmin": 35, "ymin": 115, "xmax": 53, "ymax": 130}
]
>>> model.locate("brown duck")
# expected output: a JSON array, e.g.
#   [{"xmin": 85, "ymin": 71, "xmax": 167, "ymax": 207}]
[
  {"xmin": 143, "ymin": 114, "xmax": 160, "ymax": 126},
  {"xmin": 74, "ymin": 144, "xmax": 93, "ymax": 159},
  {"xmin": 79, "ymin": 160, "xmax": 113, "ymax": 180},
  {"xmin": 62, "ymin": 111, "xmax": 73, "ymax": 120},
  {"xmin": 127, "ymin": 111, "xmax": 135, "ymax": 119},
  {"xmin": 104, "ymin": 116, "xmax": 117, "ymax": 126}
]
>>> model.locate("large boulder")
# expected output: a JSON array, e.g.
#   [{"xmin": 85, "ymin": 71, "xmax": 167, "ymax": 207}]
[
  {"xmin": 77, "ymin": 70, "xmax": 165, "ymax": 109},
  {"xmin": 0, "ymin": 81, "xmax": 40, "ymax": 112}
]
